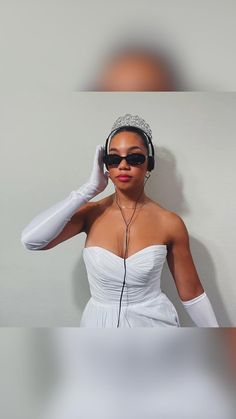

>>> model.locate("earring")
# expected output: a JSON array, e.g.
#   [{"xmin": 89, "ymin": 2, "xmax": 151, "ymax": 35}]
[{"xmin": 145, "ymin": 171, "xmax": 150, "ymax": 179}]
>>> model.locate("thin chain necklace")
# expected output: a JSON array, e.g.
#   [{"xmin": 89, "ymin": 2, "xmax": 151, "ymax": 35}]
[
  {"xmin": 114, "ymin": 195, "xmax": 147, "ymax": 210},
  {"xmin": 118, "ymin": 204, "xmax": 145, "ymax": 209}
]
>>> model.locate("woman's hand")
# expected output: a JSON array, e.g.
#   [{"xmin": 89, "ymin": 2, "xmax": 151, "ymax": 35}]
[
  {"xmin": 20, "ymin": 145, "xmax": 110, "ymax": 251},
  {"xmin": 88, "ymin": 145, "xmax": 109, "ymax": 194}
]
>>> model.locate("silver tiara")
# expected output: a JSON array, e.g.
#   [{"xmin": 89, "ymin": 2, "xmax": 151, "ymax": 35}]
[{"xmin": 111, "ymin": 114, "xmax": 152, "ymax": 140}]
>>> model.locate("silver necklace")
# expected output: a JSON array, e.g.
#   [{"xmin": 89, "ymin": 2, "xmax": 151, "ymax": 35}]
[
  {"xmin": 115, "ymin": 194, "xmax": 147, "ymax": 209},
  {"xmin": 119, "ymin": 204, "xmax": 145, "ymax": 209},
  {"xmin": 115, "ymin": 199, "xmax": 147, "ymax": 209}
]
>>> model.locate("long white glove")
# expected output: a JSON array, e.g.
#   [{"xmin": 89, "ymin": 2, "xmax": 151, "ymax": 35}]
[
  {"xmin": 21, "ymin": 145, "xmax": 109, "ymax": 250},
  {"xmin": 181, "ymin": 291, "xmax": 219, "ymax": 327}
]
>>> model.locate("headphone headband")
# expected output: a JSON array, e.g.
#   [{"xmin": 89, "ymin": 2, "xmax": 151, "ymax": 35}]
[{"xmin": 103, "ymin": 124, "xmax": 155, "ymax": 172}]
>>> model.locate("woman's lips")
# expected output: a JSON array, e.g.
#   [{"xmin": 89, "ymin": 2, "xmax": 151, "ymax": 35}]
[{"xmin": 117, "ymin": 175, "xmax": 132, "ymax": 182}]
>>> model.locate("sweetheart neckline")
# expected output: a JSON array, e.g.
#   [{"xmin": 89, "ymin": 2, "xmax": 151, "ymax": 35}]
[{"xmin": 83, "ymin": 244, "xmax": 167, "ymax": 260}]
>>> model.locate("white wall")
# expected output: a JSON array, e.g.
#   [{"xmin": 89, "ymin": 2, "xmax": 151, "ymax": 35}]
[
  {"xmin": 1, "ymin": 92, "xmax": 236, "ymax": 326},
  {"xmin": 0, "ymin": 0, "xmax": 236, "ymax": 91}
]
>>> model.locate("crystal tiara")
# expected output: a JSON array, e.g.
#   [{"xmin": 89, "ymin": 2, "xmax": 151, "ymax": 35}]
[{"xmin": 111, "ymin": 113, "xmax": 152, "ymax": 140}]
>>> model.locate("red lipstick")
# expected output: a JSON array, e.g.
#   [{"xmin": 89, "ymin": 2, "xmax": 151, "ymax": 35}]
[{"xmin": 117, "ymin": 175, "xmax": 132, "ymax": 182}]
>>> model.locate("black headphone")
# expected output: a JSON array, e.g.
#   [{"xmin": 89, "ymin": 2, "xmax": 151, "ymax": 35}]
[{"xmin": 102, "ymin": 126, "xmax": 155, "ymax": 172}]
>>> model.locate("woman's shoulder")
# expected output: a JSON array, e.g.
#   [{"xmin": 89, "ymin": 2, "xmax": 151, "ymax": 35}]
[
  {"xmin": 86, "ymin": 194, "xmax": 113, "ymax": 211},
  {"xmin": 149, "ymin": 201, "xmax": 188, "ymax": 244},
  {"xmin": 82, "ymin": 195, "xmax": 113, "ymax": 222},
  {"xmin": 147, "ymin": 199, "xmax": 173, "ymax": 215},
  {"xmin": 149, "ymin": 200, "xmax": 185, "ymax": 225},
  {"xmin": 87, "ymin": 195, "xmax": 185, "ymax": 226}
]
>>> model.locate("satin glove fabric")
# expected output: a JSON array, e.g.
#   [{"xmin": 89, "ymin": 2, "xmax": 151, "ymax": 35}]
[
  {"xmin": 181, "ymin": 291, "xmax": 219, "ymax": 327},
  {"xmin": 21, "ymin": 145, "xmax": 108, "ymax": 250}
]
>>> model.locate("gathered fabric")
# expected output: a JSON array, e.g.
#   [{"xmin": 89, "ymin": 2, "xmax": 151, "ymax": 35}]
[{"xmin": 80, "ymin": 244, "xmax": 180, "ymax": 328}]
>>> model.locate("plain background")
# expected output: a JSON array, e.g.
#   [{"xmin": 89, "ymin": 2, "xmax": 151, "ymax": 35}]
[
  {"xmin": 0, "ymin": 0, "xmax": 236, "ymax": 91},
  {"xmin": 0, "ymin": 329, "xmax": 235, "ymax": 419},
  {"xmin": 1, "ymin": 92, "xmax": 236, "ymax": 326}
]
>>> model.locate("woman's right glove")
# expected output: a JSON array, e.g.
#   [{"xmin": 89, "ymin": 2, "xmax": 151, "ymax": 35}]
[{"xmin": 21, "ymin": 145, "xmax": 109, "ymax": 250}]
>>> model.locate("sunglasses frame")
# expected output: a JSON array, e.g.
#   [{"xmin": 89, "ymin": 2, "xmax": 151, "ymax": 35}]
[
  {"xmin": 103, "ymin": 126, "xmax": 155, "ymax": 171},
  {"xmin": 104, "ymin": 152, "xmax": 148, "ymax": 167}
]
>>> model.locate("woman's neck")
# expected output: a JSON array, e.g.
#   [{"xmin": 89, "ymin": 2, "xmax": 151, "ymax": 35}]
[{"xmin": 113, "ymin": 188, "xmax": 148, "ymax": 209}]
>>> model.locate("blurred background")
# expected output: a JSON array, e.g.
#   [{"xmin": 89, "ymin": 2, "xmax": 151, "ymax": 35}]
[
  {"xmin": 0, "ymin": 328, "xmax": 235, "ymax": 419},
  {"xmin": 0, "ymin": 0, "xmax": 236, "ymax": 91}
]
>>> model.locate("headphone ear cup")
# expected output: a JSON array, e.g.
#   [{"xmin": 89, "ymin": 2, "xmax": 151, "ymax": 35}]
[
  {"xmin": 102, "ymin": 155, "xmax": 109, "ymax": 171},
  {"xmin": 148, "ymin": 156, "xmax": 154, "ymax": 171}
]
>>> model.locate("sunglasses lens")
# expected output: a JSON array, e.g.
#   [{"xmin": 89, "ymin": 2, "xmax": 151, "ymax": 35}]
[
  {"xmin": 105, "ymin": 155, "xmax": 121, "ymax": 165},
  {"xmin": 104, "ymin": 153, "xmax": 146, "ymax": 166},
  {"xmin": 127, "ymin": 153, "xmax": 145, "ymax": 165}
]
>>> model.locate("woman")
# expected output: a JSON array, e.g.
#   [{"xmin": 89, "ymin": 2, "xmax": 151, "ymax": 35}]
[{"xmin": 21, "ymin": 114, "xmax": 219, "ymax": 327}]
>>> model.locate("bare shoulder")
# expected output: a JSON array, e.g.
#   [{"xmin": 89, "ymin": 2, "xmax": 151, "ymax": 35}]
[
  {"xmin": 72, "ymin": 200, "xmax": 98, "ymax": 219},
  {"xmin": 150, "ymin": 201, "xmax": 189, "ymax": 245},
  {"xmin": 81, "ymin": 195, "xmax": 113, "ymax": 232},
  {"xmin": 70, "ymin": 200, "xmax": 99, "ymax": 231},
  {"xmin": 83, "ymin": 195, "xmax": 113, "ymax": 214},
  {"xmin": 86, "ymin": 194, "xmax": 116, "ymax": 213},
  {"xmin": 165, "ymin": 211, "xmax": 189, "ymax": 245}
]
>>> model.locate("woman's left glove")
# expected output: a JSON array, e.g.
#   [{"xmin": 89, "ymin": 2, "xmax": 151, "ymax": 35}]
[{"xmin": 181, "ymin": 292, "xmax": 219, "ymax": 327}]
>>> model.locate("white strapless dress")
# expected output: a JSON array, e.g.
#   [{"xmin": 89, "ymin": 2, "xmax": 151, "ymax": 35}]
[{"xmin": 80, "ymin": 244, "xmax": 180, "ymax": 327}]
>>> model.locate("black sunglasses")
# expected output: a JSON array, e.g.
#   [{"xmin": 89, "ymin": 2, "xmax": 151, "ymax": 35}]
[{"xmin": 103, "ymin": 153, "xmax": 148, "ymax": 167}]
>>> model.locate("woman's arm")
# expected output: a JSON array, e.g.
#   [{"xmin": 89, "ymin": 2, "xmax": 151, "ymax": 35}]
[
  {"xmin": 21, "ymin": 145, "xmax": 108, "ymax": 251},
  {"xmin": 166, "ymin": 213, "xmax": 219, "ymax": 327},
  {"xmin": 166, "ymin": 213, "xmax": 204, "ymax": 300},
  {"xmin": 39, "ymin": 202, "xmax": 92, "ymax": 250}
]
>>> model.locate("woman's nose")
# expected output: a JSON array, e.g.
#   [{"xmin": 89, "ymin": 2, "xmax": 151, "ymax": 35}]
[{"xmin": 118, "ymin": 157, "xmax": 130, "ymax": 169}]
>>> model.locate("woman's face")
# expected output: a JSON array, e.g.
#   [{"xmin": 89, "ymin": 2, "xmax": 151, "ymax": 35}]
[{"xmin": 107, "ymin": 131, "xmax": 149, "ymax": 189}]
